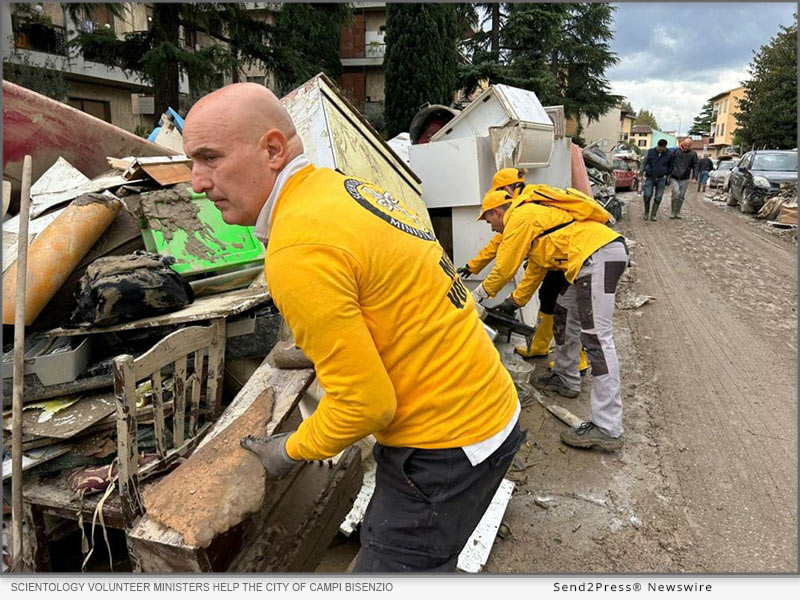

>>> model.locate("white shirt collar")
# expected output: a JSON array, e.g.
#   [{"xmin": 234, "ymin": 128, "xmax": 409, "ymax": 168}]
[{"xmin": 253, "ymin": 154, "xmax": 311, "ymax": 243}]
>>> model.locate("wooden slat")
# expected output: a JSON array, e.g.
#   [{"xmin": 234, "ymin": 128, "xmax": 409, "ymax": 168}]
[
  {"xmin": 188, "ymin": 349, "xmax": 202, "ymax": 437},
  {"xmin": 133, "ymin": 325, "xmax": 215, "ymax": 380},
  {"xmin": 113, "ymin": 354, "xmax": 143, "ymax": 529},
  {"xmin": 205, "ymin": 319, "xmax": 226, "ymax": 419},
  {"xmin": 151, "ymin": 369, "xmax": 166, "ymax": 460},
  {"xmin": 173, "ymin": 356, "xmax": 187, "ymax": 446}
]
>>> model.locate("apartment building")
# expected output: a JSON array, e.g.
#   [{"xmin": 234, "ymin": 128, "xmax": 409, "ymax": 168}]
[
  {"xmin": 338, "ymin": 2, "xmax": 387, "ymax": 122},
  {"xmin": 1, "ymin": 3, "xmax": 193, "ymax": 132},
  {"xmin": 708, "ymin": 86, "xmax": 745, "ymax": 157}
]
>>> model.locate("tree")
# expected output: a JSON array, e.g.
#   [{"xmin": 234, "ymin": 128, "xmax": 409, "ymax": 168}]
[
  {"xmin": 463, "ymin": 3, "xmax": 620, "ymax": 138},
  {"xmin": 272, "ymin": 4, "xmax": 351, "ymax": 97},
  {"xmin": 383, "ymin": 4, "xmax": 460, "ymax": 137},
  {"xmin": 619, "ymin": 100, "xmax": 634, "ymax": 115},
  {"xmin": 457, "ymin": 3, "xmax": 508, "ymax": 97},
  {"xmin": 67, "ymin": 3, "xmax": 349, "ymax": 120},
  {"xmin": 735, "ymin": 17, "xmax": 797, "ymax": 149},
  {"xmin": 635, "ymin": 109, "xmax": 659, "ymax": 130},
  {"xmin": 688, "ymin": 101, "xmax": 713, "ymax": 136}
]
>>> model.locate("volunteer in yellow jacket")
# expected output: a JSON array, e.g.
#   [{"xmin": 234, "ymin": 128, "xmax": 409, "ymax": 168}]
[
  {"xmin": 461, "ymin": 169, "xmax": 589, "ymax": 372},
  {"xmin": 183, "ymin": 83, "xmax": 523, "ymax": 571},
  {"xmin": 471, "ymin": 184, "xmax": 629, "ymax": 451}
]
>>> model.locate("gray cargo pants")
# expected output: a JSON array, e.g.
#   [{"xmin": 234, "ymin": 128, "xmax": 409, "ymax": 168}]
[
  {"xmin": 552, "ymin": 239, "xmax": 629, "ymax": 437},
  {"xmin": 670, "ymin": 178, "xmax": 691, "ymax": 217}
]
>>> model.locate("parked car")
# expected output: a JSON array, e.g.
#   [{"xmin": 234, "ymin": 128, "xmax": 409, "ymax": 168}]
[
  {"xmin": 727, "ymin": 150, "xmax": 798, "ymax": 213},
  {"xmin": 708, "ymin": 160, "xmax": 736, "ymax": 189},
  {"xmin": 612, "ymin": 159, "xmax": 638, "ymax": 190}
]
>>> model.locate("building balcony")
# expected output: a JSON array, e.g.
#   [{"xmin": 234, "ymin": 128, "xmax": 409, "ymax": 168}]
[
  {"xmin": 365, "ymin": 41, "xmax": 385, "ymax": 58},
  {"xmin": 12, "ymin": 16, "xmax": 67, "ymax": 56}
]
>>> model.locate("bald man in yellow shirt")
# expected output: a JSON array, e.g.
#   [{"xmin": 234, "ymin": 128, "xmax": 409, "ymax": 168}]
[{"xmin": 183, "ymin": 83, "xmax": 524, "ymax": 572}]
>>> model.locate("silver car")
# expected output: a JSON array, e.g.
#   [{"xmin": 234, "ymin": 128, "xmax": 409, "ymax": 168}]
[{"xmin": 708, "ymin": 160, "xmax": 736, "ymax": 189}]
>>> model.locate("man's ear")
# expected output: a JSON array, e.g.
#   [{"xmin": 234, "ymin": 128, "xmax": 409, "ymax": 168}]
[{"xmin": 259, "ymin": 129, "xmax": 289, "ymax": 169}]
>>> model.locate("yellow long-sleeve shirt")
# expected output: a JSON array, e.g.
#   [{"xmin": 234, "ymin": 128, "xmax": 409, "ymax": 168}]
[
  {"xmin": 265, "ymin": 165, "xmax": 517, "ymax": 460},
  {"xmin": 482, "ymin": 199, "xmax": 622, "ymax": 301}
]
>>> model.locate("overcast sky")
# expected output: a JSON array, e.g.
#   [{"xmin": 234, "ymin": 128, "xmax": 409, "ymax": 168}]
[{"xmin": 607, "ymin": 2, "xmax": 796, "ymax": 136}]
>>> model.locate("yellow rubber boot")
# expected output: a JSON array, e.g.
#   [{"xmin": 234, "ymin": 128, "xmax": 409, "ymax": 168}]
[
  {"xmin": 548, "ymin": 347, "xmax": 590, "ymax": 375},
  {"xmin": 515, "ymin": 312, "xmax": 553, "ymax": 358}
]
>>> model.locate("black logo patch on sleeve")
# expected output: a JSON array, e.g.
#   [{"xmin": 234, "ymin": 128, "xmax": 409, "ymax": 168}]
[{"xmin": 343, "ymin": 178, "xmax": 435, "ymax": 241}]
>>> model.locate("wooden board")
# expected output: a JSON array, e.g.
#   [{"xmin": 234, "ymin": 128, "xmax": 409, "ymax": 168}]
[
  {"xmin": 142, "ymin": 389, "xmax": 274, "ymax": 548},
  {"xmin": 3, "ymin": 392, "xmax": 116, "ymax": 439},
  {"xmin": 141, "ymin": 163, "xmax": 192, "ymax": 186},
  {"xmin": 48, "ymin": 287, "xmax": 270, "ymax": 337}
]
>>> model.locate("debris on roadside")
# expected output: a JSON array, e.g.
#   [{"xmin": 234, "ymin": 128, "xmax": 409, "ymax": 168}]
[
  {"xmin": 758, "ymin": 182, "xmax": 797, "ymax": 227},
  {"xmin": 617, "ymin": 294, "xmax": 655, "ymax": 310}
]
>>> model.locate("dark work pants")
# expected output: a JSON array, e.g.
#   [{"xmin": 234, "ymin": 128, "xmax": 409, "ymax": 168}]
[
  {"xmin": 354, "ymin": 420, "xmax": 525, "ymax": 572},
  {"xmin": 538, "ymin": 270, "xmax": 568, "ymax": 314}
]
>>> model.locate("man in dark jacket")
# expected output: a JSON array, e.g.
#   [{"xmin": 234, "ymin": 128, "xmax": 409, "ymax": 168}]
[
  {"xmin": 668, "ymin": 138, "xmax": 699, "ymax": 219},
  {"xmin": 640, "ymin": 139, "xmax": 673, "ymax": 221},
  {"xmin": 696, "ymin": 154, "xmax": 714, "ymax": 193}
]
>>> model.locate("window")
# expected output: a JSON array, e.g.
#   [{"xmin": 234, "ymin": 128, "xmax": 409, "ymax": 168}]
[
  {"xmin": 68, "ymin": 97, "xmax": 112, "ymax": 123},
  {"xmin": 720, "ymin": 123, "xmax": 724, "ymax": 137},
  {"xmin": 752, "ymin": 153, "xmax": 797, "ymax": 172},
  {"xmin": 638, "ymin": 139, "xmax": 647, "ymax": 147}
]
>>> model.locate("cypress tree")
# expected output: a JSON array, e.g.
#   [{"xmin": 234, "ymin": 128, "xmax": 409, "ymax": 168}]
[
  {"xmin": 384, "ymin": 3, "xmax": 460, "ymax": 138},
  {"xmin": 273, "ymin": 4, "xmax": 351, "ymax": 96}
]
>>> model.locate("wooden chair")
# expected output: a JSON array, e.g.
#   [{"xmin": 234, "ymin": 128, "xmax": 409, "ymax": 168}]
[
  {"xmin": 113, "ymin": 319, "xmax": 226, "ymax": 529},
  {"xmin": 22, "ymin": 319, "xmax": 227, "ymax": 570}
]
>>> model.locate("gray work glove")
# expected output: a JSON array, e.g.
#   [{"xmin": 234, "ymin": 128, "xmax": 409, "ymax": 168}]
[
  {"xmin": 496, "ymin": 296, "xmax": 520, "ymax": 316},
  {"xmin": 457, "ymin": 265, "xmax": 473, "ymax": 279},
  {"xmin": 240, "ymin": 431, "xmax": 303, "ymax": 479}
]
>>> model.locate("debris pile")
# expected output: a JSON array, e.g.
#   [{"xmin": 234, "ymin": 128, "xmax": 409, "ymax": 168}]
[{"xmin": 757, "ymin": 182, "xmax": 797, "ymax": 228}]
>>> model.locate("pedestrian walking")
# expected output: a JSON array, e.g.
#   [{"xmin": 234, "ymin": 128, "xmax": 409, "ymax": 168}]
[
  {"xmin": 696, "ymin": 154, "xmax": 714, "ymax": 192},
  {"xmin": 668, "ymin": 138, "xmax": 699, "ymax": 219},
  {"xmin": 640, "ymin": 139, "xmax": 673, "ymax": 221}
]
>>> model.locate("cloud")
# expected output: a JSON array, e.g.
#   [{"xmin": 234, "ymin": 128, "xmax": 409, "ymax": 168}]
[{"xmin": 608, "ymin": 2, "xmax": 795, "ymax": 134}]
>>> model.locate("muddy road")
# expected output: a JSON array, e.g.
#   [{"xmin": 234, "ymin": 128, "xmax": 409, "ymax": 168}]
[{"xmin": 486, "ymin": 187, "xmax": 797, "ymax": 573}]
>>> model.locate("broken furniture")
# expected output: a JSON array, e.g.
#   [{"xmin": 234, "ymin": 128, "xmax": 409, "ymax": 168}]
[
  {"xmin": 125, "ymin": 352, "xmax": 363, "ymax": 572},
  {"xmin": 21, "ymin": 320, "xmax": 227, "ymax": 569}
]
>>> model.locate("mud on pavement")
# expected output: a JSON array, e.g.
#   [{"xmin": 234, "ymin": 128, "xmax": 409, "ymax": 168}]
[{"xmin": 486, "ymin": 189, "xmax": 797, "ymax": 574}]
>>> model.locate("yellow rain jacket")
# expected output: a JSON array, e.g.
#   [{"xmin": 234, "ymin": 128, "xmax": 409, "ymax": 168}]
[
  {"xmin": 482, "ymin": 196, "xmax": 622, "ymax": 304},
  {"xmin": 266, "ymin": 165, "xmax": 517, "ymax": 460},
  {"xmin": 467, "ymin": 234, "xmax": 541, "ymax": 307},
  {"xmin": 466, "ymin": 233, "xmax": 502, "ymax": 274}
]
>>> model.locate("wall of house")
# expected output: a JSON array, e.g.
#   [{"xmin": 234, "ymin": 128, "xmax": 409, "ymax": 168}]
[
  {"xmin": 579, "ymin": 109, "xmax": 621, "ymax": 149},
  {"xmin": 340, "ymin": 13, "xmax": 365, "ymax": 58},
  {"xmin": 651, "ymin": 130, "xmax": 678, "ymax": 149},
  {"xmin": 66, "ymin": 79, "xmax": 145, "ymax": 132},
  {"xmin": 365, "ymin": 68, "xmax": 384, "ymax": 103},
  {"xmin": 114, "ymin": 3, "xmax": 149, "ymax": 35},
  {"xmin": 39, "ymin": 3, "xmax": 66, "ymax": 27}
]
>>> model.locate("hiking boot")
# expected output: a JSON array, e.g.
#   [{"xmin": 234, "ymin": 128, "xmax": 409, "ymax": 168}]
[
  {"xmin": 560, "ymin": 421, "xmax": 623, "ymax": 451},
  {"xmin": 533, "ymin": 372, "xmax": 579, "ymax": 398}
]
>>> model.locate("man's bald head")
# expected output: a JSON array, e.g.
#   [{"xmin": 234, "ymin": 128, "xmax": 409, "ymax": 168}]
[
  {"xmin": 187, "ymin": 82, "xmax": 302, "ymax": 154},
  {"xmin": 183, "ymin": 83, "xmax": 304, "ymax": 226}
]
